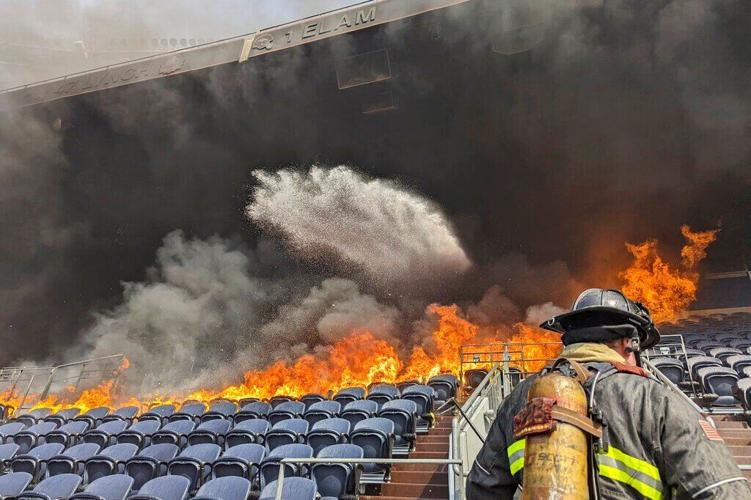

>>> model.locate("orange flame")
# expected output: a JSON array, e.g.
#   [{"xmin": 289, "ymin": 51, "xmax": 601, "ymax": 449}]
[{"xmin": 620, "ymin": 225, "xmax": 718, "ymax": 323}]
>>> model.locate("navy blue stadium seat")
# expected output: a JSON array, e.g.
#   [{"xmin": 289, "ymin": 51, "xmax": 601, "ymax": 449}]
[
  {"xmin": 128, "ymin": 475, "xmax": 190, "ymax": 500},
  {"xmin": 186, "ymin": 419, "xmax": 231, "ymax": 446},
  {"xmin": 233, "ymin": 402, "xmax": 271, "ymax": 424},
  {"xmin": 313, "ymin": 444, "xmax": 363, "ymax": 499},
  {"xmin": 225, "ymin": 419, "xmax": 270, "ymax": 448},
  {"xmin": 333, "ymin": 388, "xmax": 365, "ymax": 407},
  {"xmin": 735, "ymin": 379, "xmax": 751, "ymax": 411},
  {"xmin": 237, "ymin": 398, "xmax": 259, "ymax": 408},
  {"xmin": 340, "ymin": 400, "xmax": 378, "ymax": 428},
  {"xmin": 193, "ymin": 476, "xmax": 251, "ymax": 500},
  {"xmin": 428, "ymin": 374, "xmax": 458, "ymax": 402},
  {"xmin": 200, "ymin": 401, "xmax": 238, "ymax": 423},
  {"xmin": 166, "ymin": 443, "xmax": 221, "ymax": 491},
  {"xmin": 117, "ymin": 420, "xmax": 161, "ymax": 448},
  {"xmin": 463, "ymin": 369, "xmax": 488, "ymax": 390},
  {"xmin": 697, "ymin": 367, "xmax": 739, "ymax": 406},
  {"xmin": 74, "ymin": 408, "xmax": 111, "ymax": 429},
  {"xmin": 726, "ymin": 355, "xmax": 751, "ymax": 375},
  {"xmin": 300, "ymin": 394, "xmax": 326, "ymax": 410},
  {"xmin": 269, "ymin": 397, "xmax": 292, "ymax": 409},
  {"xmin": 268, "ymin": 402, "xmax": 306, "ymax": 426},
  {"xmin": 397, "ymin": 381, "xmax": 418, "ymax": 393},
  {"xmin": 303, "ymin": 401, "xmax": 341, "ymax": 426},
  {"xmin": 259, "ymin": 444, "xmax": 314, "ymax": 489},
  {"xmin": 0, "ymin": 442, "xmax": 20, "ymax": 468},
  {"xmin": 18, "ymin": 473, "xmax": 81, "ymax": 500},
  {"xmin": 350, "ymin": 418, "xmax": 394, "ymax": 474},
  {"xmin": 70, "ymin": 474, "xmax": 134, "ymax": 500},
  {"xmin": 84, "ymin": 443, "xmax": 139, "ymax": 483},
  {"xmin": 401, "ymin": 385, "xmax": 436, "ymax": 430},
  {"xmin": 729, "ymin": 338, "xmax": 751, "ymax": 351},
  {"xmin": 649, "ymin": 358, "xmax": 685, "ymax": 384},
  {"xmin": 259, "ymin": 477, "xmax": 317, "ymax": 500},
  {"xmin": 212, "ymin": 443, "xmax": 266, "ymax": 482},
  {"xmin": 125, "ymin": 443, "xmax": 179, "ymax": 491},
  {"xmin": 44, "ymin": 409, "xmax": 81, "ymax": 428},
  {"xmin": 0, "ymin": 471, "xmax": 33, "ymax": 498},
  {"xmin": 687, "ymin": 356, "xmax": 723, "ymax": 380},
  {"xmin": 306, "ymin": 418, "xmax": 350, "ymax": 456},
  {"xmin": 102, "ymin": 407, "xmax": 139, "ymax": 425},
  {"xmin": 46, "ymin": 420, "xmax": 90, "ymax": 447},
  {"xmin": 151, "ymin": 421, "xmax": 196, "ymax": 448},
  {"xmin": 708, "ymin": 347, "xmax": 743, "ymax": 365},
  {"xmin": 367, "ymin": 385, "xmax": 400, "ymax": 410},
  {"xmin": 168, "ymin": 403, "xmax": 206, "ymax": 424},
  {"xmin": 11, "ymin": 442, "xmax": 65, "ymax": 481},
  {"xmin": 265, "ymin": 419, "xmax": 309, "ymax": 451},
  {"xmin": 13, "ymin": 409, "xmax": 52, "ymax": 428},
  {"xmin": 47, "ymin": 443, "xmax": 101, "ymax": 476},
  {"xmin": 0, "ymin": 422, "xmax": 27, "ymax": 443},
  {"xmin": 13, "ymin": 422, "xmax": 58, "ymax": 453},
  {"xmin": 695, "ymin": 340, "xmax": 725, "ymax": 353},
  {"xmin": 83, "ymin": 420, "xmax": 129, "ymax": 449},
  {"xmin": 139, "ymin": 405, "xmax": 175, "ymax": 425},
  {"xmin": 378, "ymin": 399, "xmax": 417, "ymax": 454}
]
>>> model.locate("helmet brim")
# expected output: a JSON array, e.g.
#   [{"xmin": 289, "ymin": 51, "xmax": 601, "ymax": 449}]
[{"xmin": 540, "ymin": 306, "xmax": 660, "ymax": 349}]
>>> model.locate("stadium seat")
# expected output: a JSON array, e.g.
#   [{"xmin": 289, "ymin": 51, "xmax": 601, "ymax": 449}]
[
  {"xmin": 186, "ymin": 419, "xmax": 231, "ymax": 446},
  {"xmin": 116, "ymin": 420, "xmax": 162, "ymax": 448},
  {"xmin": 151, "ymin": 421, "xmax": 196, "ymax": 448},
  {"xmin": 139, "ymin": 405, "xmax": 175, "ymax": 425},
  {"xmin": 211, "ymin": 443, "xmax": 266, "ymax": 482},
  {"xmin": 397, "ymin": 381, "xmax": 418, "ymax": 393},
  {"xmin": 695, "ymin": 341, "xmax": 725, "ymax": 353},
  {"xmin": 233, "ymin": 402, "xmax": 271, "ymax": 424},
  {"xmin": 340, "ymin": 400, "xmax": 378, "ymax": 428},
  {"xmin": 401, "ymin": 385, "xmax": 436, "ymax": 430},
  {"xmin": 269, "ymin": 397, "xmax": 292, "ymax": 409},
  {"xmin": 303, "ymin": 401, "xmax": 341, "ymax": 426},
  {"xmin": 729, "ymin": 338, "xmax": 751, "ymax": 350},
  {"xmin": 259, "ymin": 477, "xmax": 317, "ymax": 500},
  {"xmin": 44, "ymin": 409, "xmax": 81, "ymax": 428},
  {"xmin": 13, "ymin": 422, "xmax": 58, "ymax": 454},
  {"xmin": 11, "ymin": 442, "xmax": 65, "ymax": 481},
  {"xmin": 735, "ymin": 379, "xmax": 751, "ymax": 411},
  {"xmin": 124, "ymin": 443, "xmax": 179, "ymax": 491},
  {"xmin": 463, "ymin": 369, "xmax": 488, "ymax": 390},
  {"xmin": 84, "ymin": 443, "xmax": 139, "ymax": 483},
  {"xmin": 312, "ymin": 444, "xmax": 363, "ymax": 499},
  {"xmin": 83, "ymin": 420, "xmax": 130, "ymax": 449},
  {"xmin": 333, "ymin": 388, "xmax": 366, "ymax": 407},
  {"xmin": 238, "ymin": 398, "xmax": 259, "ymax": 408},
  {"xmin": 70, "ymin": 474, "xmax": 134, "ymax": 500},
  {"xmin": 350, "ymin": 418, "xmax": 394, "ymax": 475},
  {"xmin": 46, "ymin": 420, "xmax": 90, "ymax": 447},
  {"xmin": 708, "ymin": 347, "xmax": 743, "ymax": 365},
  {"xmin": 696, "ymin": 367, "xmax": 739, "ymax": 406},
  {"xmin": 258, "ymin": 444, "xmax": 314, "ymax": 489},
  {"xmin": 200, "ymin": 401, "xmax": 238, "ymax": 423},
  {"xmin": 74, "ymin": 408, "xmax": 111, "ymax": 429},
  {"xmin": 265, "ymin": 419, "xmax": 309, "ymax": 451},
  {"xmin": 127, "ymin": 475, "xmax": 190, "ymax": 500},
  {"xmin": 726, "ymin": 355, "xmax": 751, "ymax": 375},
  {"xmin": 17, "ymin": 473, "xmax": 81, "ymax": 500},
  {"xmin": 300, "ymin": 394, "xmax": 326, "ymax": 410},
  {"xmin": 377, "ymin": 400, "xmax": 417, "ymax": 454},
  {"xmin": 306, "ymin": 418, "xmax": 350, "ymax": 456},
  {"xmin": 167, "ymin": 403, "xmax": 206, "ymax": 424},
  {"xmin": 367, "ymin": 385, "xmax": 400, "ymax": 410},
  {"xmin": 193, "ymin": 476, "xmax": 251, "ymax": 500},
  {"xmin": 687, "ymin": 356, "xmax": 723, "ymax": 380},
  {"xmin": 47, "ymin": 443, "xmax": 101, "ymax": 476},
  {"xmin": 649, "ymin": 358, "xmax": 685, "ymax": 384},
  {"xmin": 268, "ymin": 402, "xmax": 306, "ymax": 426},
  {"xmin": 428, "ymin": 374, "xmax": 458, "ymax": 402},
  {"xmin": 225, "ymin": 419, "xmax": 270, "ymax": 448},
  {"xmin": 0, "ymin": 422, "xmax": 27, "ymax": 443},
  {"xmin": 102, "ymin": 407, "xmax": 139, "ymax": 425},
  {"xmin": 13, "ymin": 409, "xmax": 52, "ymax": 428},
  {"xmin": 166, "ymin": 443, "xmax": 221, "ymax": 491},
  {"xmin": 0, "ymin": 472, "xmax": 33, "ymax": 498},
  {"xmin": 0, "ymin": 442, "xmax": 20, "ymax": 468},
  {"xmin": 677, "ymin": 349, "xmax": 705, "ymax": 366}
]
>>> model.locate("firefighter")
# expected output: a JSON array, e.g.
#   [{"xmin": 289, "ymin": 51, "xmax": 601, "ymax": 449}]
[{"xmin": 466, "ymin": 288, "xmax": 751, "ymax": 499}]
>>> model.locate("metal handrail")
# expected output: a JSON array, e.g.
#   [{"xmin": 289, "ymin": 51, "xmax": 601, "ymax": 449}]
[{"xmin": 274, "ymin": 457, "xmax": 463, "ymax": 500}]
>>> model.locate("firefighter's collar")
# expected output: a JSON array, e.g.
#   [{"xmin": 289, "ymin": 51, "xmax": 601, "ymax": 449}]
[{"xmin": 559, "ymin": 342, "xmax": 627, "ymax": 364}]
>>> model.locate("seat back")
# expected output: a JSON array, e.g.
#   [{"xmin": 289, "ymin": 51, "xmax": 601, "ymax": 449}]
[
  {"xmin": 259, "ymin": 444, "xmax": 313, "ymax": 489},
  {"xmin": 151, "ymin": 420, "xmax": 196, "ymax": 447},
  {"xmin": 340, "ymin": 400, "xmax": 377, "ymax": 428},
  {"xmin": 47, "ymin": 443, "xmax": 101, "ymax": 476},
  {"xmin": 378, "ymin": 400, "xmax": 417, "ymax": 447},
  {"xmin": 131, "ymin": 475, "xmax": 190, "ymax": 500},
  {"xmin": 212, "ymin": 444, "xmax": 266, "ymax": 480},
  {"xmin": 194, "ymin": 476, "xmax": 251, "ymax": 500},
  {"xmin": 259, "ymin": 477, "xmax": 317, "ymax": 500},
  {"xmin": 266, "ymin": 419, "xmax": 309, "ymax": 451},
  {"xmin": 650, "ymin": 358, "xmax": 685, "ymax": 384},
  {"xmin": 187, "ymin": 419, "xmax": 231, "ymax": 446},
  {"xmin": 0, "ymin": 472, "xmax": 33, "ymax": 498},
  {"xmin": 72, "ymin": 474, "xmax": 134, "ymax": 500},
  {"xmin": 140, "ymin": 405, "xmax": 175, "ymax": 424},
  {"xmin": 167, "ymin": 443, "xmax": 221, "ymax": 491},
  {"xmin": 234, "ymin": 402, "xmax": 272, "ymax": 424},
  {"xmin": 85, "ymin": 443, "xmax": 138, "ymax": 483},
  {"xmin": 351, "ymin": 418, "xmax": 393, "ymax": 473},
  {"xmin": 226, "ymin": 419, "xmax": 270, "ymax": 448},
  {"xmin": 32, "ymin": 473, "xmax": 82, "ymax": 499},
  {"xmin": 312, "ymin": 444, "xmax": 363, "ymax": 499},
  {"xmin": 333, "ymin": 387, "xmax": 365, "ymax": 407},
  {"xmin": 124, "ymin": 443, "xmax": 180, "ymax": 491},
  {"xmin": 299, "ymin": 394, "xmax": 325, "ymax": 409},
  {"xmin": 201, "ymin": 402, "xmax": 238, "ymax": 423},
  {"xmin": 306, "ymin": 418, "xmax": 350, "ymax": 456}
]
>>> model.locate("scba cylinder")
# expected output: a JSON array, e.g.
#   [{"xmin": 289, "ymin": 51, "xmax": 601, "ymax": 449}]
[{"xmin": 521, "ymin": 373, "xmax": 590, "ymax": 499}]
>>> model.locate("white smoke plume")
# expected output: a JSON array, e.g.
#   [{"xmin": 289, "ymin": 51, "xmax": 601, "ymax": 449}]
[{"xmin": 247, "ymin": 166, "xmax": 472, "ymax": 289}]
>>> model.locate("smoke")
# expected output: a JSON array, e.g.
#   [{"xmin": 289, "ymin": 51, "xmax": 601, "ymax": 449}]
[{"xmin": 247, "ymin": 166, "xmax": 472, "ymax": 289}]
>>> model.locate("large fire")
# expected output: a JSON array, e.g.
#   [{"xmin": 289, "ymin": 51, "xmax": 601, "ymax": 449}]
[
  {"xmin": 620, "ymin": 225, "xmax": 718, "ymax": 323},
  {"xmin": 1, "ymin": 226, "xmax": 717, "ymax": 414}
]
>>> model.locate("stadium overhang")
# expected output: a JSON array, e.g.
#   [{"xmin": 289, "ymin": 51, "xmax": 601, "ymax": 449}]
[{"xmin": 0, "ymin": 0, "xmax": 471, "ymax": 109}]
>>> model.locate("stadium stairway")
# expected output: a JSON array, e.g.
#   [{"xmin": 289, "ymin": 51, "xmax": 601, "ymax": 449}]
[
  {"xmin": 711, "ymin": 415, "xmax": 751, "ymax": 479},
  {"xmin": 362, "ymin": 415, "xmax": 451, "ymax": 500}
]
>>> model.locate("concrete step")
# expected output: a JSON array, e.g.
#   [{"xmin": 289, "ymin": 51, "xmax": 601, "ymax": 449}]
[
  {"xmin": 391, "ymin": 463, "xmax": 449, "ymax": 472},
  {"xmin": 379, "ymin": 482, "xmax": 449, "ymax": 498},
  {"xmin": 714, "ymin": 420, "xmax": 749, "ymax": 429},
  {"xmin": 416, "ymin": 442, "xmax": 449, "ymax": 453},
  {"xmin": 390, "ymin": 470, "xmax": 449, "ymax": 485},
  {"xmin": 410, "ymin": 450, "xmax": 449, "ymax": 459}
]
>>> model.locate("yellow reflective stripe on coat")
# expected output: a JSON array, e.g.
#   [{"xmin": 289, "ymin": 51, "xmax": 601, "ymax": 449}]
[
  {"xmin": 507, "ymin": 438, "xmax": 525, "ymax": 476},
  {"xmin": 597, "ymin": 446, "xmax": 663, "ymax": 500}
]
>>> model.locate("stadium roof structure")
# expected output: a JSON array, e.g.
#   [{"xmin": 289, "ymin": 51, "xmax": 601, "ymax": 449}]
[{"xmin": 0, "ymin": 0, "xmax": 471, "ymax": 109}]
